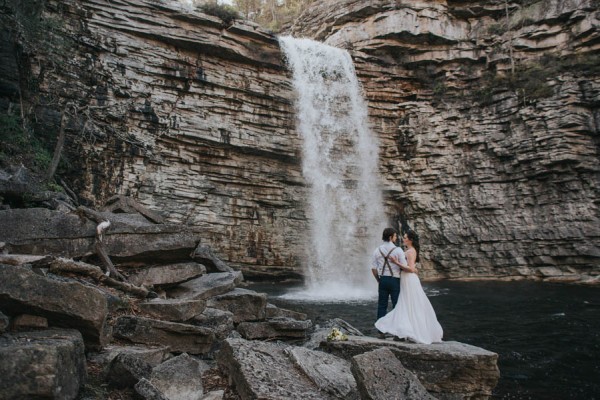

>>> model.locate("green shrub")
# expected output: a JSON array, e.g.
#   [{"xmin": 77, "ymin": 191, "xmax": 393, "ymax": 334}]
[{"xmin": 198, "ymin": 3, "xmax": 239, "ymax": 25}]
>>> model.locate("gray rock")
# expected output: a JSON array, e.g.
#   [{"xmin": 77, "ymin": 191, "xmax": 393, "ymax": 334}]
[
  {"xmin": 89, "ymin": 345, "xmax": 170, "ymax": 372},
  {"xmin": 191, "ymin": 244, "xmax": 233, "ymax": 273},
  {"xmin": 0, "ymin": 208, "xmax": 202, "ymax": 264},
  {"xmin": 135, "ymin": 378, "xmax": 169, "ymax": 400},
  {"xmin": 139, "ymin": 298, "xmax": 207, "ymax": 322},
  {"xmin": 217, "ymin": 338, "xmax": 334, "ymax": 399},
  {"xmin": 0, "ymin": 329, "xmax": 86, "ymax": 400},
  {"xmin": 286, "ymin": 346, "xmax": 359, "ymax": 399},
  {"xmin": 351, "ymin": 347, "xmax": 436, "ymax": 400},
  {"xmin": 127, "ymin": 262, "xmax": 207, "ymax": 287},
  {"xmin": 0, "ymin": 311, "xmax": 8, "ymax": 333},
  {"xmin": 237, "ymin": 317, "xmax": 312, "ymax": 340},
  {"xmin": 168, "ymin": 271, "xmax": 244, "ymax": 301},
  {"xmin": 304, "ymin": 318, "xmax": 363, "ymax": 350},
  {"xmin": 206, "ymin": 288, "xmax": 267, "ymax": 323},
  {"xmin": 150, "ymin": 353, "xmax": 204, "ymax": 400},
  {"xmin": 0, "ymin": 264, "xmax": 111, "ymax": 349},
  {"xmin": 200, "ymin": 390, "xmax": 224, "ymax": 400},
  {"xmin": 11, "ymin": 314, "xmax": 48, "ymax": 330},
  {"xmin": 320, "ymin": 336, "xmax": 500, "ymax": 399},
  {"xmin": 266, "ymin": 303, "xmax": 307, "ymax": 320},
  {"xmin": 106, "ymin": 352, "xmax": 153, "ymax": 389},
  {"xmin": 190, "ymin": 307, "xmax": 235, "ymax": 339},
  {"xmin": 114, "ymin": 315, "xmax": 215, "ymax": 355}
]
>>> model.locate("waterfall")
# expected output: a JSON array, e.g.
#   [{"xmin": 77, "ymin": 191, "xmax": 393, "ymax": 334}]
[{"xmin": 280, "ymin": 36, "xmax": 386, "ymax": 301}]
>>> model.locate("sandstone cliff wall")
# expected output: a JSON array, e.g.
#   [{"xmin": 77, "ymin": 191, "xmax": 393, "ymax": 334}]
[
  {"xmin": 30, "ymin": 0, "xmax": 308, "ymax": 278},
  {"xmin": 289, "ymin": 0, "xmax": 600, "ymax": 282}
]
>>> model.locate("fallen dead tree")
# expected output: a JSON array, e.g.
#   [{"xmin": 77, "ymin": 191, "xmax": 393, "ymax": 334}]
[{"xmin": 31, "ymin": 256, "xmax": 156, "ymax": 298}]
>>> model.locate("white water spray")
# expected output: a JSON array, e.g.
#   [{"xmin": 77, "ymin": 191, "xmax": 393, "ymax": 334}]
[{"xmin": 280, "ymin": 37, "xmax": 386, "ymax": 301}]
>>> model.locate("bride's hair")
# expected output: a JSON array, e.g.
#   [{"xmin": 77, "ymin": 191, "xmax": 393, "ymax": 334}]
[{"xmin": 406, "ymin": 229, "xmax": 420, "ymax": 262}]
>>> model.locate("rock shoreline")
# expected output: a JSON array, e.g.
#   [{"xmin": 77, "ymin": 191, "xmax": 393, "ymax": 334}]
[{"xmin": 0, "ymin": 207, "xmax": 500, "ymax": 400}]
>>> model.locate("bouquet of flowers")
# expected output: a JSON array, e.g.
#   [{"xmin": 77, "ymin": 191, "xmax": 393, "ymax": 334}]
[{"xmin": 326, "ymin": 327, "xmax": 348, "ymax": 342}]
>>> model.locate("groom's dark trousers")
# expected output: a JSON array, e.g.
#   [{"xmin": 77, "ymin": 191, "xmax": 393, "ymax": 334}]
[{"xmin": 377, "ymin": 276, "xmax": 401, "ymax": 319}]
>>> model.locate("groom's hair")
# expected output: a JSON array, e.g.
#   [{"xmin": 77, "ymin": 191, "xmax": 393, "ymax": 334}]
[{"xmin": 382, "ymin": 228, "xmax": 397, "ymax": 242}]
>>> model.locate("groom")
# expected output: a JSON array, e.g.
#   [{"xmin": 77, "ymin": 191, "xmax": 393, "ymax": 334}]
[{"xmin": 371, "ymin": 228, "xmax": 409, "ymax": 338}]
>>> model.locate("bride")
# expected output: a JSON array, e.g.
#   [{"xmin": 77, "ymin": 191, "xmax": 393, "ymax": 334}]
[{"xmin": 374, "ymin": 229, "xmax": 443, "ymax": 344}]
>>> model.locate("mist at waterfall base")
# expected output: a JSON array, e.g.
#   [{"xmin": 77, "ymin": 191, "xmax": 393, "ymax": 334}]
[
  {"xmin": 279, "ymin": 37, "xmax": 386, "ymax": 301},
  {"xmin": 247, "ymin": 280, "xmax": 600, "ymax": 399}
]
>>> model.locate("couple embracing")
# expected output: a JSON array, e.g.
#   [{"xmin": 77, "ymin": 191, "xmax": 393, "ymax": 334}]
[{"xmin": 371, "ymin": 227, "xmax": 443, "ymax": 344}]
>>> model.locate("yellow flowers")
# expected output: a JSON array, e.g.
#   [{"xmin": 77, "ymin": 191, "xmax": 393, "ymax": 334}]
[{"xmin": 326, "ymin": 327, "xmax": 348, "ymax": 342}]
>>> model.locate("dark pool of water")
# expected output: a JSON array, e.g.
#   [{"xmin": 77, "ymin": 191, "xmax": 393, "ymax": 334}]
[{"xmin": 246, "ymin": 280, "xmax": 600, "ymax": 400}]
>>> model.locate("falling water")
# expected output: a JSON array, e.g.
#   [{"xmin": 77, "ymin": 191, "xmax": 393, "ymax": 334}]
[{"xmin": 279, "ymin": 37, "xmax": 386, "ymax": 301}]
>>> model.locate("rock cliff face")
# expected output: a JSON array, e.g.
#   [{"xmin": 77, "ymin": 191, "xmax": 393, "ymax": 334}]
[
  {"xmin": 4, "ymin": 0, "xmax": 599, "ymax": 282},
  {"xmin": 25, "ymin": 0, "xmax": 308, "ymax": 278},
  {"xmin": 290, "ymin": 0, "xmax": 600, "ymax": 282}
]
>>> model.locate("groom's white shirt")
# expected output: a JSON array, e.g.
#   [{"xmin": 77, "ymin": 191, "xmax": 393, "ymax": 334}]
[{"xmin": 371, "ymin": 242, "xmax": 407, "ymax": 278}]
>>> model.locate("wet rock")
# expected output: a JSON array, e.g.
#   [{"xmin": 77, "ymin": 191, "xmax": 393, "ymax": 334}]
[
  {"xmin": 237, "ymin": 317, "xmax": 312, "ymax": 340},
  {"xmin": 139, "ymin": 298, "xmax": 207, "ymax": 322},
  {"xmin": 0, "ymin": 329, "xmax": 86, "ymax": 400},
  {"xmin": 113, "ymin": 315, "xmax": 215, "ymax": 355},
  {"xmin": 206, "ymin": 288, "xmax": 267, "ymax": 323},
  {"xmin": 0, "ymin": 264, "xmax": 111, "ymax": 349},
  {"xmin": 169, "ymin": 272, "xmax": 244, "ymax": 301},
  {"xmin": 351, "ymin": 347, "xmax": 436, "ymax": 400},
  {"xmin": 127, "ymin": 262, "xmax": 207, "ymax": 287},
  {"xmin": 320, "ymin": 336, "xmax": 500, "ymax": 399}
]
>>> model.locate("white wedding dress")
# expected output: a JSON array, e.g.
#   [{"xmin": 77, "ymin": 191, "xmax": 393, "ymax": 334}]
[{"xmin": 375, "ymin": 271, "xmax": 443, "ymax": 344}]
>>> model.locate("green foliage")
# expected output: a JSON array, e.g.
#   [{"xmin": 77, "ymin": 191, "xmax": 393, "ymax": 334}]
[
  {"xmin": 0, "ymin": 113, "xmax": 53, "ymax": 172},
  {"xmin": 198, "ymin": 3, "xmax": 239, "ymax": 25}
]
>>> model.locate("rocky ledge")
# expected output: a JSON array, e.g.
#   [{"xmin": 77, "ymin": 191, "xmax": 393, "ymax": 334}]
[{"xmin": 0, "ymin": 205, "xmax": 500, "ymax": 399}]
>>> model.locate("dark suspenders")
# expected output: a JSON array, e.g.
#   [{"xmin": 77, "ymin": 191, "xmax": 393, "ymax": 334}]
[{"xmin": 379, "ymin": 247, "xmax": 396, "ymax": 277}]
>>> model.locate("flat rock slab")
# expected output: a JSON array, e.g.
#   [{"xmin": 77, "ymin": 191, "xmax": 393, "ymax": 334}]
[
  {"xmin": 237, "ymin": 317, "xmax": 313, "ymax": 340},
  {"xmin": 139, "ymin": 298, "xmax": 207, "ymax": 322},
  {"xmin": 190, "ymin": 307, "xmax": 234, "ymax": 339},
  {"xmin": 0, "ymin": 329, "xmax": 86, "ymax": 400},
  {"xmin": 191, "ymin": 244, "xmax": 233, "ymax": 273},
  {"xmin": 351, "ymin": 347, "xmax": 436, "ymax": 400},
  {"xmin": 267, "ymin": 303, "xmax": 307, "ymax": 320},
  {"xmin": 0, "ymin": 264, "xmax": 111, "ymax": 349},
  {"xmin": 150, "ymin": 353, "xmax": 205, "ymax": 400},
  {"xmin": 320, "ymin": 336, "xmax": 500, "ymax": 399},
  {"xmin": 89, "ymin": 345, "xmax": 170, "ymax": 372},
  {"xmin": 206, "ymin": 288, "xmax": 266, "ymax": 323},
  {"xmin": 0, "ymin": 208, "xmax": 202, "ymax": 263},
  {"xmin": 128, "ymin": 262, "xmax": 207, "ymax": 287},
  {"xmin": 114, "ymin": 316, "xmax": 215, "ymax": 355},
  {"xmin": 286, "ymin": 346, "xmax": 358, "ymax": 399},
  {"xmin": 168, "ymin": 272, "xmax": 243, "ymax": 301},
  {"xmin": 217, "ymin": 338, "xmax": 339, "ymax": 400}
]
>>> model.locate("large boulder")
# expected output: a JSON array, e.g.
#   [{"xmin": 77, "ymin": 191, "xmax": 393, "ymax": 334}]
[
  {"xmin": 218, "ymin": 338, "xmax": 345, "ymax": 400},
  {"xmin": 0, "ymin": 208, "xmax": 202, "ymax": 263},
  {"xmin": 320, "ymin": 336, "xmax": 500, "ymax": 399},
  {"xmin": 206, "ymin": 288, "xmax": 267, "ymax": 323},
  {"xmin": 105, "ymin": 352, "xmax": 153, "ymax": 389},
  {"xmin": 0, "ymin": 264, "xmax": 111, "ymax": 349},
  {"xmin": 351, "ymin": 347, "xmax": 436, "ymax": 400},
  {"xmin": 113, "ymin": 315, "xmax": 215, "ymax": 355},
  {"xmin": 0, "ymin": 329, "xmax": 86, "ymax": 400}
]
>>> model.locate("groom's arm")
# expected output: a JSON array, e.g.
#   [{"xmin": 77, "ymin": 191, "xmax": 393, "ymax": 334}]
[{"xmin": 390, "ymin": 256, "xmax": 416, "ymax": 273}]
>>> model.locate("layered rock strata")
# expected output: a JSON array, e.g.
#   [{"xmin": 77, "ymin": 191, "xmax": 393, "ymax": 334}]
[{"xmin": 289, "ymin": 0, "xmax": 600, "ymax": 282}]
